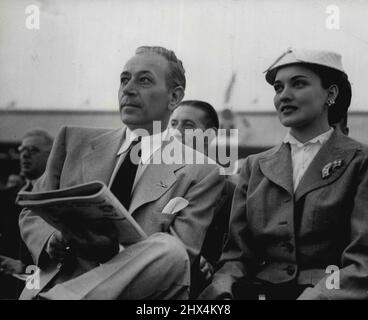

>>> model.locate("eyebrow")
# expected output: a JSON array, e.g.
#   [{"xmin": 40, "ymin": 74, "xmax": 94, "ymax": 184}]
[
  {"xmin": 120, "ymin": 70, "xmax": 153, "ymax": 77},
  {"xmin": 183, "ymin": 120, "xmax": 196, "ymax": 125},
  {"xmin": 274, "ymin": 75, "xmax": 308, "ymax": 83}
]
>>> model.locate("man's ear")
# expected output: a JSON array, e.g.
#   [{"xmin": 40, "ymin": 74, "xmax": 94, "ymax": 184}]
[{"xmin": 168, "ymin": 86, "xmax": 184, "ymax": 111}]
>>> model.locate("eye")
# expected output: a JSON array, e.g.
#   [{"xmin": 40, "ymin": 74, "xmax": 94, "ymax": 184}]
[
  {"xmin": 273, "ymin": 83, "xmax": 283, "ymax": 93},
  {"xmin": 139, "ymin": 76, "xmax": 152, "ymax": 84},
  {"xmin": 183, "ymin": 123, "xmax": 195, "ymax": 129},
  {"xmin": 293, "ymin": 80, "xmax": 306, "ymax": 88},
  {"xmin": 120, "ymin": 76, "xmax": 130, "ymax": 85},
  {"xmin": 170, "ymin": 120, "xmax": 178, "ymax": 128}
]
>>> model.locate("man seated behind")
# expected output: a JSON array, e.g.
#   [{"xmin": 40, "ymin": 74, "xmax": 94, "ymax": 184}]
[
  {"xmin": 169, "ymin": 100, "xmax": 235, "ymax": 297},
  {"xmin": 19, "ymin": 46, "xmax": 225, "ymax": 300}
]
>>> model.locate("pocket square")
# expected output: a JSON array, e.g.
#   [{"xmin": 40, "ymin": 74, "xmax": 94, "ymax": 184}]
[{"xmin": 162, "ymin": 197, "xmax": 189, "ymax": 215}]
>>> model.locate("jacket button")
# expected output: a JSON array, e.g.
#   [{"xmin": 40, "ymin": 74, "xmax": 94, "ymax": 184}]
[{"xmin": 285, "ymin": 265, "xmax": 296, "ymax": 275}]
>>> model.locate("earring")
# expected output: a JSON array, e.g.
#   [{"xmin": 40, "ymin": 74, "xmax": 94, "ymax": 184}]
[{"xmin": 326, "ymin": 98, "xmax": 335, "ymax": 107}]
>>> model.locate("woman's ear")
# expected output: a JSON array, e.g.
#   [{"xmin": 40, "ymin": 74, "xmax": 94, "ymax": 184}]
[
  {"xmin": 327, "ymin": 84, "xmax": 339, "ymax": 104},
  {"xmin": 168, "ymin": 86, "xmax": 184, "ymax": 111}
]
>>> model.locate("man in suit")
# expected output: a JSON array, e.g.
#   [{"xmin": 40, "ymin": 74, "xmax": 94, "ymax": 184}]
[
  {"xmin": 169, "ymin": 100, "xmax": 235, "ymax": 297},
  {"xmin": 0, "ymin": 129, "xmax": 53, "ymax": 299},
  {"xmin": 19, "ymin": 46, "xmax": 225, "ymax": 300}
]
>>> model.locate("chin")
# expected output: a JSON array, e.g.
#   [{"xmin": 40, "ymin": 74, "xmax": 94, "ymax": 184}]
[
  {"xmin": 120, "ymin": 113, "xmax": 141, "ymax": 125},
  {"xmin": 279, "ymin": 115, "xmax": 305, "ymax": 128}
]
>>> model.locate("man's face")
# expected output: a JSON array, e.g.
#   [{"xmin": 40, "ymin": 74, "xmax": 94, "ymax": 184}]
[
  {"xmin": 169, "ymin": 105, "xmax": 216, "ymax": 156},
  {"xmin": 170, "ymin": 105, "xmax": 208, "ymax": 143},
  {"xmin": 118, "ymin": 53, "xmax": 175, "ymax": 133},
  {"xmin": 19, "ymin": 136, "xmax": 50, "ymax": 180}
]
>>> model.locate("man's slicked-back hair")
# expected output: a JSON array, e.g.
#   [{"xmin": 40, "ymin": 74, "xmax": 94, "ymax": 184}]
[
  {"xmin": 135, "ymin": 46, "xmax": 186, "ymax": 90},
  {"xmin": 177, "ymin": 100, "xmax": 219, "ymax": 129},
  {"xmin": 22, "ymin": 128, "xmax": 54, "ymax": 150}
]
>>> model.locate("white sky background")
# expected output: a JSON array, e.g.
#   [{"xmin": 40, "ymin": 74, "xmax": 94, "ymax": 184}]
[{"xmin": 0, "ymin": 0, "xmax": 368, "ymax": 112}]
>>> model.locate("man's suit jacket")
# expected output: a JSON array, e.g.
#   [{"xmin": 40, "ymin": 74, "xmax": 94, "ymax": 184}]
[
  {"xmin": 19, "ymin": 126, "xmax": 225, "ymax": 272},
  {"xmin": 200, "ymin": 130, "xmax": 368, "ymax": 300},
  {"xmin": 190, "ymin": 178, "xmax": 235, "ymax": 298}
]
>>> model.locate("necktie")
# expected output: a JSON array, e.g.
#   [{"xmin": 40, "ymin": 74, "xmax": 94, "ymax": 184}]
[
  {"xmin": 110, "ymin": 138, "xmax": 141, "ymax": 210},
  {"xmin": 24, "ymin": 181, "xmax": 33, "ymax": 192}
]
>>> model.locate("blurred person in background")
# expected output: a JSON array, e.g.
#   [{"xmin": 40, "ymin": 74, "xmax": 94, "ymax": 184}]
[
  {"xmin": 0, "ymin": 129, "xmax": 53, "ymax": 299},
  {"xmin": 18, "ymin": 129, "xmax": 54, "ymax": 191}
]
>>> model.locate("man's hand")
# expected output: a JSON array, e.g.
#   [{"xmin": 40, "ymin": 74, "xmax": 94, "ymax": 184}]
[
  {"xmin": 0, "ymin": 255, "xmax": 25, "ymax": 275},
  {"xmin": 62, "ymin": 217, "xmax": 120, "ymax": 263},
  {"xmin": 200, "ymin": 255, "xmax": 214, "ymax": 281},
  {"xmin": 46, "ymin": 230, "xmax": 71, "ymax": 262}
]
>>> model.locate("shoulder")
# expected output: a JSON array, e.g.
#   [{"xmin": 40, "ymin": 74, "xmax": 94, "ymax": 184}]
[
  {"xmin": 243, "ymin": 144, "xmax": 282, "ymax": 168},
  {"xmin": 60, "ymin": 125, "xmax": 120, "ymax": 140},
  {"xmin": 338, "ymin": 134, "xmax": 368, "ymax": 154},
  {"xmin": 54, "ymin": 125, "xmax": 124, "ymax": 149},
  {"xmin": 330, "ymin": 132, "xmax": 368, "ymax": 164}
]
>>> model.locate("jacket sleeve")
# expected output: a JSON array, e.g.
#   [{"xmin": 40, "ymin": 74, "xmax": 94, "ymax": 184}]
[
  {"xmin": 198, "ymin": 157, "xmax": 257, "ymax": 300},
  {"xmin": 19, "ymin": 126, "xmax": 68, "ymax": 267}
]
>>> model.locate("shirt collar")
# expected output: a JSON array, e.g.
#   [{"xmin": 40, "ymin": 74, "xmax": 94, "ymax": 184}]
[
  {"xmin": 283, "ymin": 127, "xmax": 334, "ymax": 148},
  {"xmin": 117, "ymin": 127, "xmax": 169, "ymax": 164}
]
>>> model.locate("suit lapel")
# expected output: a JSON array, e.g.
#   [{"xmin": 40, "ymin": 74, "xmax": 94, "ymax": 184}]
[
  {"xmin": 129, "ymin": 138, "xmax": 187, "ymax": 214},
  {"xmin": 82, "ymin": 127, "xmax": 125, "ymax": 184},
  {"xmin": 129, "ymin": 163, "xmax": 184, "ymax": 215},
  {"xmin": 294, "ymin": 131, "xmax": 358, "ymax": 202},
  {"xmin": 259, "ymin": 143, "xmax": 294, "ymax": 195}
]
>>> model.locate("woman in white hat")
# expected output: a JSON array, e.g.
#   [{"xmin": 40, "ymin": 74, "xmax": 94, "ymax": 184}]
[{"xmin": 199, "ymin": 48, "xmax": 368, "ymax": 300}]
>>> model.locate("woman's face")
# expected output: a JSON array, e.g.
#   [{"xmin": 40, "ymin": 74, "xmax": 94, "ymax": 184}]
[{"xmin": 273, "ymin": 65, "xmax": 329, "ymax": 132}]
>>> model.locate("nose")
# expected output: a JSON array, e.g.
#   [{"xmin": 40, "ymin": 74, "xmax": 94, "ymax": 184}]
[
  {"xmin": 170, "ymin": 127, "xmax": 184, "ymax": 142},
  {"xmin": 20, "ymin": 149, "xmax": 30, "ymax": 159},
  {"xmin": 279, "ymin": 85, "xmax": 293, "ymax": 103},
  {"xmin": 120, "ymin": 79, "xmax": 137, "ymax": 96},
  {"xmin": 171, "ymin": 127, "xmax": 182, "ymax": 137}
]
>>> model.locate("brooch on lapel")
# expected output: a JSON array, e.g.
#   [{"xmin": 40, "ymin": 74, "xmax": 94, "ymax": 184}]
[{"xmin": 321, "ymin": 159, "xmax": 343, "ymax": 179}]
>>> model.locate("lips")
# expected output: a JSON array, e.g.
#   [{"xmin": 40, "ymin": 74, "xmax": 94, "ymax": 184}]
[
  {"xmin": 280, "ymin": 105, "xmax": 298, "ymax": 113},
  {"xmin": 21, "ymin": 162, "xmax": 31, "ymax": 169},
  {"xmin": 121, "ymin": 102, "xmax": 140, "ymax": 108}
]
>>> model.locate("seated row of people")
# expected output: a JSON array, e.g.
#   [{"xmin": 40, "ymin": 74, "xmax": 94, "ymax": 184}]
[{"xmin": 5, "ymin": 46, "xmax": 368, "ymax": 300}]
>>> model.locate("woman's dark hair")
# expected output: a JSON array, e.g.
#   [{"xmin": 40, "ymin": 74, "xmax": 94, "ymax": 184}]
[{"xmin": 300, "ymin": 63, "xmax": 352, "ymax": 125}]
